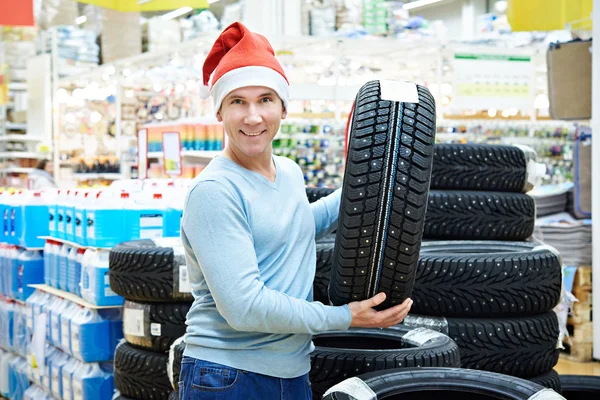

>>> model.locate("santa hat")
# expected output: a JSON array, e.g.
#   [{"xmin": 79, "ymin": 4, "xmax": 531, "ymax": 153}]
[{"xmin": 200, "ymin": 22, "xmax": 289, "ymax": 114}]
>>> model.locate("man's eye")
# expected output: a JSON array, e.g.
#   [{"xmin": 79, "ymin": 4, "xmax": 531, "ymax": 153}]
[
  {"xmin": 231, "ymin": 99, "xmax": 243, "ymax": 104},
  {"xmin": 261, "ymin": 97, "xmax": 273, "ymax": 103}
]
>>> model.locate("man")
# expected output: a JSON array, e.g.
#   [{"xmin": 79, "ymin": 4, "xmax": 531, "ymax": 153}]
[{"xmin": 179, "ymin": 22, "xmax": 412, "ymax": 399}]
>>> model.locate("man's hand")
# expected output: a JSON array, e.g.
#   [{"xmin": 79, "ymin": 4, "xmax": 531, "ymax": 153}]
[{"xmin": 348, "ymin": 293, "xmax": 413, "ymax": 328}]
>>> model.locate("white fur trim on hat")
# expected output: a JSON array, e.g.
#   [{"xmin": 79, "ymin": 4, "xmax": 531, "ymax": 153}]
[{"xmin": 210, "ymin": 66, "xmax": 289, "ymax": 114}]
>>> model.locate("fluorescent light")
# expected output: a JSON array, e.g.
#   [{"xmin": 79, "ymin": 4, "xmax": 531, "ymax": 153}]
[
  {"xmin": 161, "ymin": 6, "xmax": 193, "ymax": 20},
  {"xmin": 403, "ymin": 0, "xmax": 444, "ymax": 10},
  {"xmin": 75, "ymin": 15, "xmax": 87, "ymax": 25}
]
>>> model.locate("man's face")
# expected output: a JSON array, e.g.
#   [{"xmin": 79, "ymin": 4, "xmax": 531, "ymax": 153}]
[{"xmin": 217, "ymin": 86, "xmax": 287, "ymax": 159}]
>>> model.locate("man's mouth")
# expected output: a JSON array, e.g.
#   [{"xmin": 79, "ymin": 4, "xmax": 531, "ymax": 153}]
[{"xmin": 240, "ymin": 130, "xmax": 265, "ymax": 137}]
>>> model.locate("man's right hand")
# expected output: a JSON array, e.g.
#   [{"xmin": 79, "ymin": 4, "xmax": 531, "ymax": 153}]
[{"xmin": 348, "ymin": 293, "xmax": 413, "ymax": 328}]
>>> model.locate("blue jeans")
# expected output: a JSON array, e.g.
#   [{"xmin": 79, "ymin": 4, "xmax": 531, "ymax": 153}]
[{"xmin": 178, "ymin": 356, "xmax": 312, "ymax": 400}]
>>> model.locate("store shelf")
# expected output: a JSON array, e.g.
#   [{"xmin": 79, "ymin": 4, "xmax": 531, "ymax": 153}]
[
  {"xmin": 7, "ymin": 82, "xmax": 27, "ymax": 91},
  {"xmin": 0, "ymin": 134, "xmax": 41, "ymax": 142},
  {"xmin": 28, "ymin": 284, "xmax": 121, "ymax": 310},
  {"xmin": 0, "ymin": 152, "xmax": 49, "ymax": 159},
  {"xmin": 5, "ymin": 122, "xmax": 27, "ymax": 131},
  {"xmin": 147, "ymin": 150, "xmax": 221, "ymax": 159},
  {"xmin": 2, "ymin": 167, "xmax": 34, "ymax": 174},
  {"xmin": 72, "ymin": 173, "xmax": 123, "ymax": 180},
  {"xmin": 38, "ymin": 236, "xmax": 111, "ymax": 250}
]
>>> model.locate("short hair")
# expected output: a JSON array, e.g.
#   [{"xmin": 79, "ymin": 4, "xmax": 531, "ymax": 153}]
[{"xmin": 36, "ymin": 159, "xmax": 48, "ymax": 170}]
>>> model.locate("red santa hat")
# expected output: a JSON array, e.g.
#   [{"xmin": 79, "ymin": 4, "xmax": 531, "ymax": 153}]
[{"xmin": 200, "ymin": 22, "xmax": 289, "ymax": 114}]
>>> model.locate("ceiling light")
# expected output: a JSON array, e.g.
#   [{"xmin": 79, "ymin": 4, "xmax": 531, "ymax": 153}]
[
  {"xmin": 161, "ymin": 7, "xmax": 193, "ymax": 20},
  {"xmin": 403, "ymin": 0, "xmax": 444, "ymax": 11},
  {"xmin": 75, "ymin": 15, "xmax": 87, "ymax": 25}
]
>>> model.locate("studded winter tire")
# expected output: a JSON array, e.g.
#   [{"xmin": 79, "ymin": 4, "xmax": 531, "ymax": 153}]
[
  {"xmin": 330, "ymin": 80, "xmax": 436, "ymax": 309},
  {"xmin": 114, "ymin": 342, "xmax": 171, "ymax": 400},
  {"xmin": 559, "ymin": 375, "xmax": 600, "ymax": 400},
  {"xmin": 411, "ymin": 241, "xmax": 562, "ymax": 317},
  {"xmin": 109, "ymin": 238, "xmax": 193, "ymax": 302},
  {"xmin": 310, "ymin": 325, "xmax": 460, "ymax": 397},
  {"xmin": 431, "ymin": 144, "xmax": 532, "ymax": 192},
  {"xmin": 424, "ymin": 191, "xmax": 535, "ymax": 240},
  {"xmin": 123, "ymin": 300, "xmax": 190, "ymax": 352},
  {"xmin": 167, "ymin": 337, "xmax": 185, "ymax": 392},
  {"xmin": 402, "ymin": 312, "xmax": 560, "ymax": 378}
]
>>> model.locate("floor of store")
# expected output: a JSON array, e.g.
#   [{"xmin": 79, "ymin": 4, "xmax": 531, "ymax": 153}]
[{"xmin": 555, "ymin": 357, "xmax": 600, "ymax": 375}]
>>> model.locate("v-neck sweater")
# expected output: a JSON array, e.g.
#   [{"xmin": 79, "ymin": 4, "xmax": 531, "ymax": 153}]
[{"xmin": 181, "ymin": 155, "xmax": 351, "ymax": 378}]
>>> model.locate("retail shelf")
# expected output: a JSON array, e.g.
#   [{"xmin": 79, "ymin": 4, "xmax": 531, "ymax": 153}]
[
  {"xmin": 5, "ymin": 122, "xmax": 27, "ymax": 131},
  {"xmin": 38, "ymin": 236, "xmax": 112, "ymax": 250},
  {"xmin": 2, "ymin": 167, "xmax": 34, "ymax": 174},
  {"xmin": 0, "ymin": 134, "xmax": 41, "ymax": 142},
  {"xmin": 72, "ymin": 173, "xmax": 123, "ymax": 180},
  {"xmin": 28, "ymin": 284, "xmax": 122, "ymax": 309},
  {"xmin": 0, "ymin": 152, "xmax": 49, "ymax": 159},
  {"xmin": 7, "ymin": 82, "xmax": 27, "ymax": 91},
  {"xmin": 147, "ymin": 150, "xmax": 221, "ymax": 159}
]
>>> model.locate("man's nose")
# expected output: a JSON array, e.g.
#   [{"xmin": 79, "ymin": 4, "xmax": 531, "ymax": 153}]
[{"xmin": 244, "ymin": 104, "xmax": 262, "ymax": 125}]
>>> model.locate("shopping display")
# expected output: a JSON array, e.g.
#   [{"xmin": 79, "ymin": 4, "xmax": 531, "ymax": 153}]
[{"xmin": 1, "ymin": 1, "xmax": 598, "ymax": 398}]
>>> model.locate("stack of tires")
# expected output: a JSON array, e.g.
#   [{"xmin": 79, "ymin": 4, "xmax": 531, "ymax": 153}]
[
  {"xmin": 404, "ymin": 143, "xmax": 564, "ymax": 392},
  {"xmin": 307, "ymin": 81, "xmax": 466, "ymax": 397},
  {"xmin": 108, "ymin": 238, "xmax": 192, "ymax": 400}
]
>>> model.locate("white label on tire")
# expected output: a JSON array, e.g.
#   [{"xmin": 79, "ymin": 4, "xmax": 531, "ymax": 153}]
[
  {"xmin": 379, "ymin": 80, "xmax": 419, "ymax": 104},
  {"xmin": 124, "ymin": 309, "xmax": 145, "ymax": 337},
  {"xmin": 151, "ymin": 323, "xmax": 162, "ymax": 336},
  {"xmin": 402, "ymin": 327, "xmax": 445, "ymax": 346},
  {"xmin": 528, "ymin": 388, "xmax": 566, "ymax": 400},
  {"xmin": 323, "ymin": 377, "xmax": 376, "ymax": 400},
  {"xmin": 179, "ymin": 265, "xmax": 191, "ymax": 293}
]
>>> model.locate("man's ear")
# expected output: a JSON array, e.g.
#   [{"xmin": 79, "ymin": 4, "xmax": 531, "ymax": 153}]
[
  {"xmin": 281, "ymin": 105, "xmax": 287, "ymax": 120},
  {"xmin": 216, "ymin": 110, "xmax": 223, "ymax": 122}
]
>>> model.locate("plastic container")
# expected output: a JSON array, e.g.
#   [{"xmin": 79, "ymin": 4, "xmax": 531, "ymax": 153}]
[
  {"xmin": 66, "ymin": 246, "xmax": 78, "ymax": 294},
  {"xmin": 0, "ymin": 301, "xmax": 15, "ymax": 351},
  {"xmin": 86, "ymin": 191, "xmax": 128, "ymax": 248},
  {"xmin": 70, "ymin": 307, "xmax": 123, "ymax": 362},
  {"xmin": 58, "ymin": 244, "xmax": 70, "ymax": 291},
  {"xmin": 80, "ymin": 249, "xmax": 123, "ymax": 307},
  {"xmin": 15, "ymin": 250, "xmax": 43, "ymax": 301},
  {"xmin": 69, "ymin": 249, "xmax": 85, "ymax": 297},
  {"xmin": 26, "ymin": 291, "xmax": 51, "ymax": 333},
  {"xmin": 61, "ymin": 357, "xmax": 81, "ymax": 400},
  {"xmin": 7, "ymin": 247, "xmax": 24, "ymax": 299},
  {"xmin": 9, "ymin": 191, "xmax": 24, "ymax": 245},
  {"xmin": 11, "ymin": 303, "xmax": 28, "ymax": 358},
  {"xmin": 56, "ymin": 190, "xmax": 71, "ymax": 240},
  {"xmin": 43, "ymin": 241, "xmax": 52, "ymax": 286},
  {"xmin": 131, "ymin": 191, "xmax": 167, "ymax": 240},
  {"xmin": 49, "ymin": 351, "xmax": 69, "ymax": 399},
  {"xmin": 0, "ymin": 351, "xmax": 17, "ymax": 397},
  {"xmin": 24, "ymin": 384, "xmax": 52, "ymax": 400},
  {"xmin": 19, "ymin": 191, "xmax": 52, "ymax": 249},
  {"xmin": 44, "ymin": 296, "xmax": 62, "ymax": 345},
  {"xmin": 48, "ymin": 241, "xmax": 61, "ymax": 288},
  {"xmin": 164, "ymin": 190, "xmax": 185, "ymax": 237},
  {"xmin": 60, "ymin": 303, "xmax": 79, "ymax": 353},
  {"xmin": 65, "ymin": 190, "xmax": 79, "ymax": 243},
  {"xmin": 8, "ymin": 356, "xmax": 30, "ymax": 400},
  {"xmin": 75, "ymin": 190, "xmax": 98, "ymax": 247},
  {"xmin": 3, "ymin": 192, "xmax": 19, "ymax": 245},
  {"xmin": 0, "ymin": 246, "xmax": 7, "ymax": 296},
  {"xmin": 72, "ymin": 362, "xmax": 114, "ymax": 400}
]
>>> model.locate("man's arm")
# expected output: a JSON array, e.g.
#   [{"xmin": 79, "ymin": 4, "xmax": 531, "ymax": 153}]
[
  {"xmin": 182, "ymin": 181, "xmax": 351, "ymax": 334},
  {"xmin": 310, "ymin": 188, "xmax": 341, "ymax": 240}
]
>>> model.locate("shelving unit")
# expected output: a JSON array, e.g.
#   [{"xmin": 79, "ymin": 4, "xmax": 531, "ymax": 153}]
[{"xmin": 29, "ymin": 284, "xmax": 121, "ymax": 310}]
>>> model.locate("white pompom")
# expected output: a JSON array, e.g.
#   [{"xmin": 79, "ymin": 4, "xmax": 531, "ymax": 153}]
[{"xmin": 199, "ymin": 84, "xmax": 211, "ymax": 100}]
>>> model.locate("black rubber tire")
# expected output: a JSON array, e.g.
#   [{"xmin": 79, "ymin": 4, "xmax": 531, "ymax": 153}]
[
  {"xmin": 431, "ymin": 144, "xmax": 528, "ymax": 192},
  {"xmin": 109, "ymin": 238, "xmax": 193, "ymax": 302},
  {"xmin": 331, "ymin": 80, "xmax": 436, "ymax": 309},
  {"xmin": 559, "ymin": 375, "xmax": 600, "ymax": 399},
  {"xmin": 424, "ymin": 191, "xmax": 535, "ymax": 240},
  {"xmin": 114, "ymin": 342, "xmax": 172, "ymax": 400},
  {"xmin": 314, "ymin": 242, "xmax": 334, "ymax": 304},
  {"xmin": 323, "ymin": 368, "xmax": 562, "ymax": 400},
  {"xmin": 310, "ymin": 325, "xmax": 460, "ymax": 398},
  {"xmin": 123, "ymin": 300, "xmax": 191, "ymax": 352},
  {"xmin": 402, "ymin": 312, "xmax": 560, "ymax": 378},
  {"xmin": 529, "ymin": 370, "xmax": 561, "ymax": 393},
  {"xmin": 306, "ymin": 187, "xmax": 336, "ymax": 203},
  {"xmin": 168, "ymin": 337, "xmax": 185, "ymax": 392},
  {"xmin": 412, "ymin": 241, "xmax": 562, "ymax": 317}
]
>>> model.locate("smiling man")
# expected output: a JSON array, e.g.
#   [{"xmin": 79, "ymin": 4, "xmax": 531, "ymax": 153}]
[{"xmin": 179, "ymin": 22, "xmax": 413, "ymax": 400}]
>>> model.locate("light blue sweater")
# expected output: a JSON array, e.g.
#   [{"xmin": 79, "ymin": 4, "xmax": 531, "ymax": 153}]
[{"xmin": 181, "ymin": 155, "xmax": 352, "ymax": 378}]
